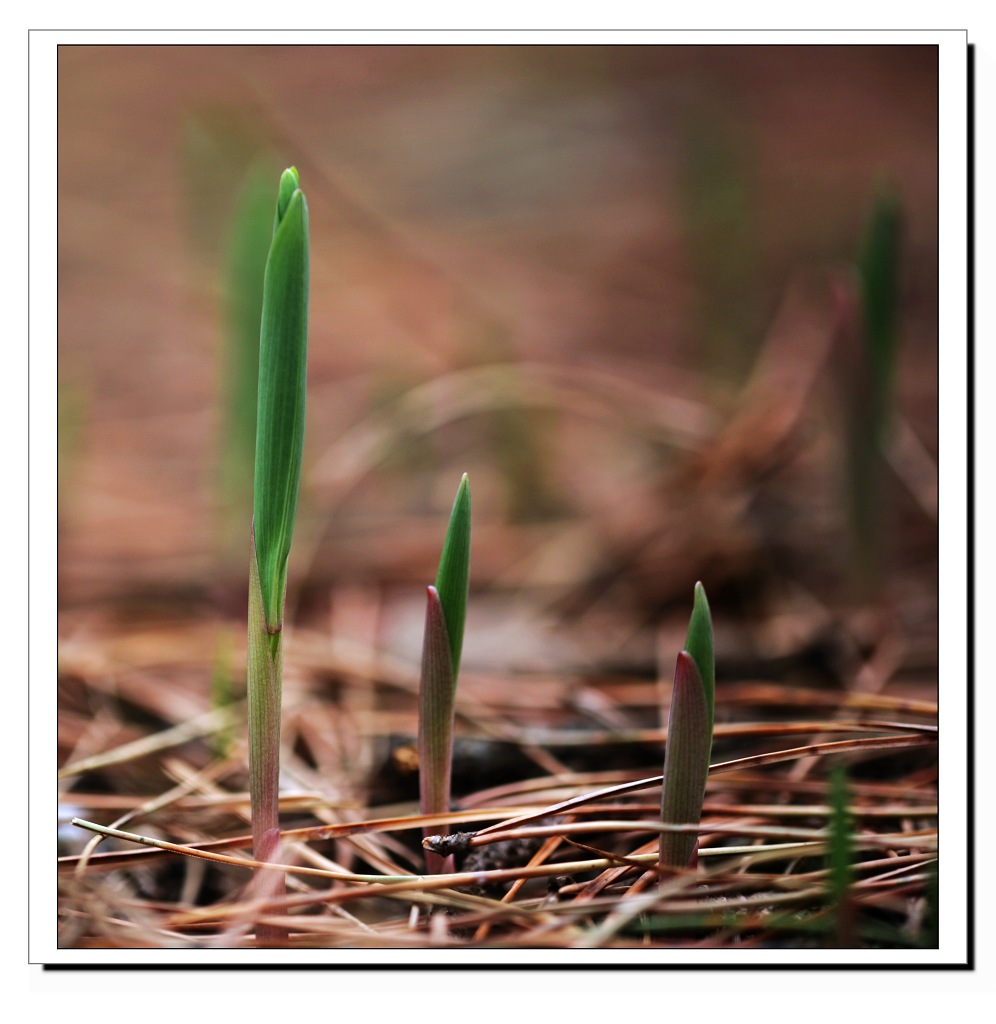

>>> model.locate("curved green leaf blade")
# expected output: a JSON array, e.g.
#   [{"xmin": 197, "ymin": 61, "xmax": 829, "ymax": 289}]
[
  {"xmin": 252, "ymin": 169, "xmax": 309, "ymax": 631},
  {"xmin": 434, "ymin": 473, "xmax": 471, "ymax": 681}
]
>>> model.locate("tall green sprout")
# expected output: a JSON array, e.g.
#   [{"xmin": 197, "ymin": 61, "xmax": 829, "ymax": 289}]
[
  {"xmin": 659, "ymin": 582, "xmax": 715, "ymax": 871},
  {"xmin": 246, "ymin": 167, "xmax": 309, "ymax": 944},
  {"xmin": 418, "ymin": 474, "xmax": 471, "ymax": 873}
]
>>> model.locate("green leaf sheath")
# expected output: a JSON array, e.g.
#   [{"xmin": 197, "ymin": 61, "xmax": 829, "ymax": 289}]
[
  {"xmin": 684, "ymin": 582, "xmax": 715, "ymax": 739},
  {"xmin": 418, "ymin": 586, "xmax": 456, "ymax": 823},
  {"xmin": 434, "ymin": 473, "xmax": 471, "ymax": 681},
  {"xmin": 253, "ymin": 171, "xmax": 309, "ymax": 632},
  {"xmin": 659, "ymin": 651, "xmax": 710, "ymax": 869},
  {"xmin": 247, "ymin": 525, "xmax": 283, "ymax": 861}
]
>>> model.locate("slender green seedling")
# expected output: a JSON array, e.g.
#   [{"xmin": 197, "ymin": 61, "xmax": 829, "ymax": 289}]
[
  {"xmin": 826, "ymin": 762, "xmax": 856, "ymax": 947},
  {"xmin": 246, "ymin": 166, "xmax": 309, "ymax": 944},
  {"xmin": 418, "ymin": 474, "xmax": 471, "ymax": 873},
  {"xmin": 659, "ymin": 582, "xmax": 715, "ymax": 871}
]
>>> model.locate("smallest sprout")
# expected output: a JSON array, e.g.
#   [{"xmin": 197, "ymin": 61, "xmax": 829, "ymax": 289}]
[
  {"xmin": 659, "ymin": 583, "xmax": 715, "ymax": 872},
  {"xmin": 417, "ymin": 475, "xmax": 471, "ymax": 873}
]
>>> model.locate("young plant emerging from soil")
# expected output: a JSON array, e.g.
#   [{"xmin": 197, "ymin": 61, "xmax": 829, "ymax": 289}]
[
  {"xmin": 418, "ymin": 474, "xmax": 471, "ymax": 873},
  {"xmin": 246, "ymin": 167, "xmax": 309, "ymax": 943},
  {"xmin": 659, "ymin": 582, "xmax": 715, "ymax": 871}
]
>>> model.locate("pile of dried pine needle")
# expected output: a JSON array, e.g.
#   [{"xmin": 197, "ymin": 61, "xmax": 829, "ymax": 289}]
[{"xmin": 58, "ymin": 606, "xmax": 937, "ymax": 950}]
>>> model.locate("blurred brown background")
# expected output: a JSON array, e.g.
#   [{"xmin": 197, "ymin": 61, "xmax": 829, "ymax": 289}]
[{"xmin": 57, "ymin": 44, "xmax": 938, "ymax": 686}]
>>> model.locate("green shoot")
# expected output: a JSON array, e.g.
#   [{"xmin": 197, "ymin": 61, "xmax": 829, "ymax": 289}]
[
  {"xmin": 659, "ymin": 583, "xmax": 715, "ymax": 872},
  {"xmin": 684, "ymin": 581, "xmax": 715, "ymax": 750},
  {"xmin": 246, "ymin": 166, "xmax": 309, "ymax": 945},
  {"xmin": 434, "ymin": 473, "xmax": 471, "ymax": 679},
  {"xmin": 826, "ymin": 762, "xmax": 856, "ymax": 947},
  {"xmin": 252, "ymin": 166, "xmax": 310, "ymax": 635},
  {"xmin": 418, "ymin": 475, "xmax": 471, "ymax": 873}
]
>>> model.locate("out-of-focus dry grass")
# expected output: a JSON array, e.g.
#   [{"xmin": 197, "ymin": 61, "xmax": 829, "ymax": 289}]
[{"xmin": 57, "ymin": 44, "xmax": 939, "ymax": 950}]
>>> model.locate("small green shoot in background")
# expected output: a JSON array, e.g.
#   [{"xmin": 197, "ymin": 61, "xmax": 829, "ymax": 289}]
[
  {"xmin": 826, "ymin": 761, "xmax": 856, "ymax": 947},
  {"xmin": 180, "ymin": 106, "xmax": 272, "ymax": 279},
  {"xmin": 659, "ymin": 582, "xmax": 715, "ymax": 872},
  {"xmin": 418, "ymin": 474, "xmax": 471, "ymax": 874},
  {"xmin": 857, "ymin": 184, "xmax": 902, "ymax": 436},
  {"xmin": 210, "ymin": 629, "xmax": 236, "ymax": 760},
  {"xmin": 837, "ymin": 184, "xmax": 902, "ymax": 600},
  {"xmin": 217, "ymin": 158, "xmax": 279, "ymax": 569},
  {"xmin": 678, "ymin": 108, "xmax": 762, "ymax": 387},
  {"xmin": 245, "ymin": 166, "xmax": 309, "ymax": 945}
]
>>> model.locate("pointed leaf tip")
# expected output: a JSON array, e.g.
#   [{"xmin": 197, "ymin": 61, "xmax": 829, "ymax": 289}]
[
  {"xmin": 684, "ymin": 582, "xmax": 715, "ymax": 736},
  {"xmin": 275, "ymin": 167, "xmax": 301, "ymax": 231}
]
